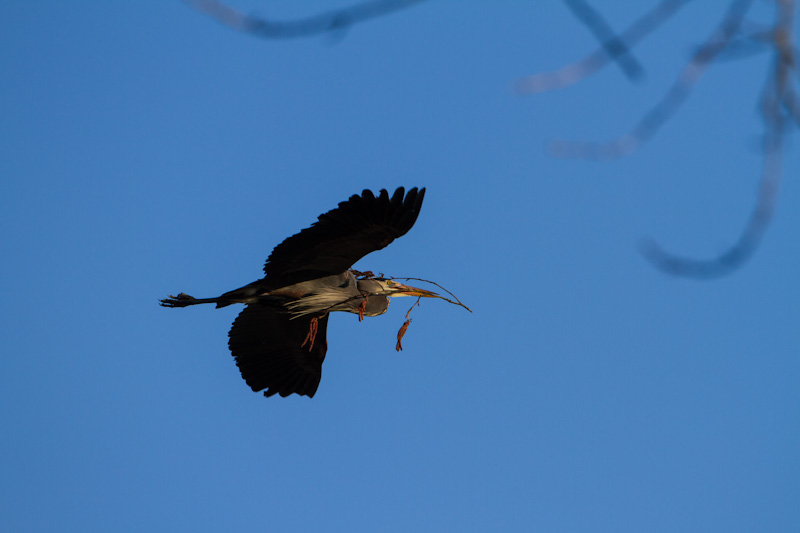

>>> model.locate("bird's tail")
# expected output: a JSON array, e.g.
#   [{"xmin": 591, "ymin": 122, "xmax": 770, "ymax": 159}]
[{"xmin": 159, "ymin": 293, "xmax": 220, "ymax": 308}]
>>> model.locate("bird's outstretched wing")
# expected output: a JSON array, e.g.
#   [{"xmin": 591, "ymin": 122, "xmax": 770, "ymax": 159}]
[
  {"xmin": 228, "ymin": 304, "xmax": 328, "ymax": 398},
  {"xmin": 263, "ymin": 187, "xmax": 425, "ymax": 287}
]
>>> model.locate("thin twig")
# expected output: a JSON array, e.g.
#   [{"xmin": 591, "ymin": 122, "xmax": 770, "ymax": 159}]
[
  {"xmin": 562, "ymin": 0, "xmax": 645, "ymax": 82},
  {"xmin": 783, "ymin": 87, "xmax": 800, "ymax": 127},
  {"xmin": 516, "ymin": 0, "xmax": 689, "ymax": 95},
  {"xmin": 183, "ymin": 0, "xmax": 427, "ymax": 39},
  {"xmin": 699, "ymin": 29, "xmax": 774, "ymax": 62},
  {"xmin": 391, "ymin": 277, "xmax": 473, "ymax": 312}
]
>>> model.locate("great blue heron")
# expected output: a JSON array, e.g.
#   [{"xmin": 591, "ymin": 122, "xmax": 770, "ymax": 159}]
[{"xmin": 160, "ymin": 187, "xmax": 438, "ymax": 398}]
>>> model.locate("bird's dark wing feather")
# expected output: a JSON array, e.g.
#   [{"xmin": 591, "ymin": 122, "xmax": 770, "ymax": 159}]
[
  {"xmin": 263, "ymin": 187, "xmax": 425, "ymax": 287},
  {"xmin": 228, "ymin": 304, "xmax": 328, "ymax": 398}
]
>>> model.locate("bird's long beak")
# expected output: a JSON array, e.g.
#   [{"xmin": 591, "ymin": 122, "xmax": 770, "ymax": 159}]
[{"xmin": 392, "ymin": 283, "xmax": 439, "ymax": 298}]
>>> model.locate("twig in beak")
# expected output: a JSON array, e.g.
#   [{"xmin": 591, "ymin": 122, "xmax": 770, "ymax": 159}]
[{"xmin": 392, "ymin": 277, "xmax": 472, "ymax": 313}]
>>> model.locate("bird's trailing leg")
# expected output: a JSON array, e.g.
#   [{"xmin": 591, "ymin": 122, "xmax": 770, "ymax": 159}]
[
  {"xmin": 159, "ymin": 293, "xmax": 219, "ymax": 308},
  {"xmin": 301, "ymin": 316, "xmax": 319, "ymax": 351},
  {"xmin": 357, "ymin": 298, "xmax": 367, "ymax": 322}
]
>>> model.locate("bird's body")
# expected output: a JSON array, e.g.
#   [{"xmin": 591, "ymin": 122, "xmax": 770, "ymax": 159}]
[
  {"xmin": 161, "ymin": 187, "xmax": 434, "ymax": 398},
  {"xmin": 281, "ymin": 273, "xmax": 393, "ymax": 318}
]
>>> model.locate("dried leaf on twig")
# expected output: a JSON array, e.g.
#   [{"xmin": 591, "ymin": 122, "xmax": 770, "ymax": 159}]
[{"xmin": 396, "ymin": 319, "xmax": 411, "ymax": 351}]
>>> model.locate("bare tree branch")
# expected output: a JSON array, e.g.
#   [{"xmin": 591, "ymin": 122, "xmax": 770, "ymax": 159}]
[
  {"xmin": 184, "ymin": 0, "xmax": 427, "ymax": 39},
  {"xmin": 548, "ymin": 0, "xmax": 755, "ymax": 160},
  {"xmin": 697, "ymin": 29, "xmax": 773, "ymax": 62},
  {"xmin": 516, "ymin": 0, "xmax": 690, "ymax": 95},
  {"xmin": 526, "ymin": 0, "xmax": 796, "ymax": 278},
  {"xmin": 640, "ymin": 133, "xmax": 783, "ymax": 278},
  {"xmin": 783, "ymin": 86, "xmax": 800, "ymax": 126},
  {"xmin": 641, "ymin": 0, "xmax": 796, "ymax": 278},
  {"xmin": 562, "ymin": 0, "xmax": 645, "ymax": 82}
]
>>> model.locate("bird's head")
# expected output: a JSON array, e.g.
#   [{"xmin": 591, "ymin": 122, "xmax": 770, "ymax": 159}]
[{"xmin": 370, "ymin": 278, "xmax": 439, "ymax": 299}]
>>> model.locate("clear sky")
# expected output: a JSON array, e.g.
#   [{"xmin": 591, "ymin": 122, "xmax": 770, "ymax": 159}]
[{"xmin": 2, "ymin": 1, "xmax": 798, "ymax": 531}]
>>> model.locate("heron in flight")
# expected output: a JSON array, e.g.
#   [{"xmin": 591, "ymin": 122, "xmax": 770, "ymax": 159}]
[{"xmin": 160, "ymin": 187, "xmax": 438, "ymax": 398}]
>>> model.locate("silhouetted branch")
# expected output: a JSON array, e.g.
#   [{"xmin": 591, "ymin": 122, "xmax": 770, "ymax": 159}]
[
  {"xmin": 641, "ymin": 134, "xmax": 783, "ymax": 278},
  {"xmin": 641, "ymin": 0, "xmax": 796, "ymax": 278},
  {"xmin": 698, "ymin": 29, "xmax": 773, "ymax": 62},
  {"xmin": 527, "ymin": 0, "xmax": 796, "ymax": 278},
  {"xmin": 184, "ymin": 0, "xmax": 427, "ymax": 39},
  {"xmin": 562, "ymin": 0, "xmax": 645, "ymax": 82},
  {"xmin": 549, "ymin": 0, "xmax": 754, "ymax": 159},
  {"xmin": 516, "ymin": 0, "xmax": 689, "ymax": 94},
  {"xmin": 784, "ymin": 87, "xmax": 800, "ymax": 126}
]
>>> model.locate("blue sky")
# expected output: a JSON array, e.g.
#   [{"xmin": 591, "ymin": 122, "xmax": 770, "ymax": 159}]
[{"xmin": 2, "ymin": 1, "xmax": 798, "ymax": 531}]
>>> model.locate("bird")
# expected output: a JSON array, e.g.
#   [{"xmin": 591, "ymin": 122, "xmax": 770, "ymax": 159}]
[{"xmin": 160, "ymin": 187, "xmax": 437, "ymax": 398}]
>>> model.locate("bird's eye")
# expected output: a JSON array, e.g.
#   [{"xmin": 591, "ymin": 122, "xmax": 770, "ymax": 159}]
[{"xmin": 386, "ymin": 280, "xmax": 394, "ymax": 286}]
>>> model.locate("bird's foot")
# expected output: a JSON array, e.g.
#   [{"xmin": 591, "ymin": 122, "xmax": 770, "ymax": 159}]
[
  {"xmin": 301, "ymin": 317, "xmax": 319, "ymax": 351},
  {"xmin": 159, "ymin": 293, "xmax": 196, "ymax": 308},
  {"xmin": 357, "ymin": 299, "xmax": 367, "ymax": 322}
]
